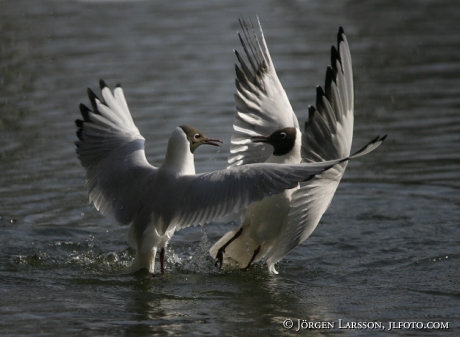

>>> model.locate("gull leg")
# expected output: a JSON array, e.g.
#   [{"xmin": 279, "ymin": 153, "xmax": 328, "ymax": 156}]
[
  {"xmin": 241, "ymin": 245, "xmax": 261, "ymax": 271},
  {"xmin": 160, "ymin": 247, "xmax": 165, "ymax": 274},
  {"xmin": 215, "ymin": 227, "xmax": 244, "ymax": 269}
]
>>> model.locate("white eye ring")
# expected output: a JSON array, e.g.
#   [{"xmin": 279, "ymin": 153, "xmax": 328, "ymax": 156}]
[
  {"xmin": 194, "ymin": 133, "xmax": 200, "ymax": 139},
  {"xmin": 279, "ymin": 132, "xmax": 287, "ymax": 139}
]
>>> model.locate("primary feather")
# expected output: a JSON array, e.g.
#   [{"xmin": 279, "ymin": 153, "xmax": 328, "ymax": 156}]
[{"xmin": 210, "ymin": 19, "xmax": 385, "ymax": 274}]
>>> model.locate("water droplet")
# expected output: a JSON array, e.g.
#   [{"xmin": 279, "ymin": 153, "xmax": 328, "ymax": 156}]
[{"xmin": 102, "ymin": 252, "xmax": 119, "ymax": 264}]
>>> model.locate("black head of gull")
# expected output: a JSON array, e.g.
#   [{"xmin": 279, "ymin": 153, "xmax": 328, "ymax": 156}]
[
  {"xmin": 179, "ymin": 125, "xmax": 222, "ymax": 153},
  {"xmin": 250, "ymin": 127, "xmax": 297, "ymax": 156}
]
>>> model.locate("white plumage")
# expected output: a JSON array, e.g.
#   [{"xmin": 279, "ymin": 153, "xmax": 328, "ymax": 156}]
[
  {"xmin": 75, "ymin": 80, "xmax": 350, "ymax": 274},
  {"xmin": 209, "ymin": 19, "xmax": 386, "ymax": 274}
]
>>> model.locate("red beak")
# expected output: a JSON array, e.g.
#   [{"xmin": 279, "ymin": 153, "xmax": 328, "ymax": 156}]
[
  {"xmin": 203, "ymin": 138, "xmax": 223, "ymax": 147},
  {"xmin": 250, "ymin": 135, "xmax": 269, "ymax": 143}
]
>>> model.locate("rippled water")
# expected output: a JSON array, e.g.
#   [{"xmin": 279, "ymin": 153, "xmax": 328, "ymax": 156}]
[{"xmin": 1, "ymin": 0, "xmax": 459, "ymax": 336}]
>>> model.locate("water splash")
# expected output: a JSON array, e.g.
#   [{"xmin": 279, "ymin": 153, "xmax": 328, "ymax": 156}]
[
  {"xmin": 12, "ymin": 234, "xmax": 133, "ymax": 274},
  {"xmin": 64, "ymin": 235, "xmax": 133, "ymax": 273},
  {"xmin": 169, "ymin": 227, "xmax": 218, "ymax": 274}
]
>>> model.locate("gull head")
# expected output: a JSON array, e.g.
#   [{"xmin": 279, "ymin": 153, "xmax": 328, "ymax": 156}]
[
  {"xmin": 251, "ymin": 127, "xmax": 297, "ymax": 156},
  {"xmin": 179, "ymin": 125, "xmax": 223, "ymax": 153}
]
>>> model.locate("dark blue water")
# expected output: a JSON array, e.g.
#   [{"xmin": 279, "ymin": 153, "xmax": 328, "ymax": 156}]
[{"xmin": 1, "ymin": 1, "xmax": 459, "ymax": 336}]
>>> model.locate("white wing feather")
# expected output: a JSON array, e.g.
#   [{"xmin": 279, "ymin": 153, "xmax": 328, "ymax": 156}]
[
  {"xmin": 75, "ymin": 80, "xmax": 156, "ymax": 226},
  {"xmin": 229, "ymin": 18, "xmax": 299, "ymax": 167},
  {"xmin": 172, "ymin": 160, "xmax": 346, "ymax": 230},
  {"xmin": 76, "ymin": 81, "xmax": 350, "ymax": 236},
  {"xmin": 221, "ymin": 21, "xmax": 386, "ymax": 271}
]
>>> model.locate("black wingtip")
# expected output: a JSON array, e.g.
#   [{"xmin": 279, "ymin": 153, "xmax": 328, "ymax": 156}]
[
  {"xmin": 99, "ymin": 79, "xmax": 107, "ymax": 90},
  {"xmin": 235, "ymin": 63, "xmax": 243, "ymax": 77},
  {"xmin": 338, "ymin": 27, "xmax": 345, "ymax": 44},
  {"xmin": 116, "ymin": 82, "xmax": 122, "ymax": 88},
  {"xmin": 315, "ymin": 85, "xmax": 326, "ymax": 113},
  {"xmin": 75, "ymin": 119, "xmax": 84, "ymax": 140},
  {"xmin": 330, "ymin": 46, "xmax": 339, "ymax": 69},
  {"xmin": 234, "ymin": 48, "xmax": 242, "ymax": 61},
  {"xmin": 316, "ymin": 85, "xmax": 325, "ymax": 97},
  {"xmin": 370, "ymin": 135, "xmax": 380, "ymax": 144},
  {"xmin": 325, "ymin": 65, "xmax": 335, "ymax": 88},
  {"xmin": 307, "ymin": 105, "xmax": 317, "ymax": 121},
  {"xmin": 75, "ymin": 119, "xmax": 84, "ymax": 128},
  {"xmin": 305, "ymin": 105, "xmax": 317, "ymax": 129},
  {"xmin": 349, "ymin": 134, "xmax": 388, "ymax": 158},
  {"xmin": 79, "ymin": 103, "xmax": 92, "ymax": 121},
  {"xmin": 86, "ymin": 87, "xmax": 101, "ymax": 114},
  {"xmin": 87, "ymin": 87, "xmax": 97, "ymax": 102},
  {"xmin": 372, "ymin": 134, "xmax": 388, "ymax": 144}
]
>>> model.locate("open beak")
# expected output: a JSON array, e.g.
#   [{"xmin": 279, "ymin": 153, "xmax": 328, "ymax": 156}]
[
  {"xmin": 203, "ymin": 137, "xmax": 223, "ymax": 147},
  {"xmin": 250, "ymin": 135, "xmax": 269, "ymax": 143}
]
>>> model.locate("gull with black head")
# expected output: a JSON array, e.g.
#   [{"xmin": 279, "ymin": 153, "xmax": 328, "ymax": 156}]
[
  {"xmin": 75, "ymin": 80, "xmax": 351, "ymax": 274},
  {"xmin": 210, "ymin": 19, "xmax": 386, "ymax": 274}
]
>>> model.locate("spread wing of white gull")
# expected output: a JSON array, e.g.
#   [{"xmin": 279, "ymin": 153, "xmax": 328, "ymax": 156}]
[
  {"xmin": 75, "ymin": 80, "xmax": 350, "ymax": 274},
  {"xmin": 209, "ymin": 18, "xmax": 386, "ymax": 274}
]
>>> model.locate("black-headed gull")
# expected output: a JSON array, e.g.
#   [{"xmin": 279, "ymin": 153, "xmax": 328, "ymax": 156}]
[
  {"xmin": 75, "ymin": 80, "xmax": 351, "ymax": 274},
  {"xmin": 209, "ymin": 19, "xmax": 386, "ymax": 274}
]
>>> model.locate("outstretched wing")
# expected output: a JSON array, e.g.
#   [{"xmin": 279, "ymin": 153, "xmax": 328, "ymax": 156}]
[
  {"xmin": 172, "ymin": 159, "xmax": 350, "ymax": 230},
  {"xmin": 267, "ymin": 136, "xmax": 385, "ymax": 266},
  {"xmin": 267, "ymin": 28, "xmax": 385, "ymax": 265},
  {"xmin": 228, "ymin": 17, "xmax": 299, "ymax": 167},
  {"xmin": 301, "ymin": 27, "xmax": 354, "ymax": 164},
  {"xmin": 75, "ymin": 80, "xmax": 157, "ymax": 226}
]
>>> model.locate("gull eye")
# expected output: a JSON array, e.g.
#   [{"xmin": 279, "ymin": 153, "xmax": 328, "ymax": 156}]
[
  {"xmin": 194, "ymin": 133, "xmax": 201, "ymax": 139},
  {"xmin": 279, "ymin": 132, "xmax": 287, "ymax": 139}
]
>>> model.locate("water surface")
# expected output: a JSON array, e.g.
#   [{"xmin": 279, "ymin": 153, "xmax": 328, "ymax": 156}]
[{"xmin": 1, "ymin": 0, "xmax": 459, "ymax": 336}]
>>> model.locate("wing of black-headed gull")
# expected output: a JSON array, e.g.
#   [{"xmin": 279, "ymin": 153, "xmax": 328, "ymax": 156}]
[
  {"xmin": 210, "ymin": 19, "xmax": 386, "ymax": 274},
  {"xmin": 75, "ymin": 80, "xmax": 348, "ymax": 274},
  {"xmin": 229, "ymin": 18, "xmax": 299, "ymax": 167}
]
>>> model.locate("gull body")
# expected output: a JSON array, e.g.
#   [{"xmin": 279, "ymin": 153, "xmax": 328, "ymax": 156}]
[
  {"xmin": 75, "ymin": 80, "xmax": 349, "ymax": 274},
  {"xmin": 210, "ymin": 19, "xmax": 385, "ymax": 274}
]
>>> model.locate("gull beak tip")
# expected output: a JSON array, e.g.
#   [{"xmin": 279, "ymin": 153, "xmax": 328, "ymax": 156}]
[
  {"xmin": 205, "ymin": 138, "xmax": 223, "ymax": 147},
  {"xmin": 250, "ymin": 135, "xmax": 269, "ymax": 143}
]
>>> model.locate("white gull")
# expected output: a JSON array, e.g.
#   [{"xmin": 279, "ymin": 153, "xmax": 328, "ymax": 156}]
[{"xmin": 209, "ymin": 19, "xmax": 386, "ymax": 274}]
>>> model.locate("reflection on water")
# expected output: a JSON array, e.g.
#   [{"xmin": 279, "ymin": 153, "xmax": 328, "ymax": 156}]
[{"xmin": 1, "ymin": 0, "xmax": 460, "ymax": 335}]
